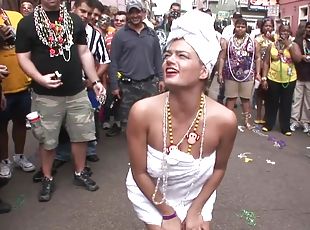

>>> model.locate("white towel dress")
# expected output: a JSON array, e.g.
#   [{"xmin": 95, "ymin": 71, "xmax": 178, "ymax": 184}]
[{"xmin": 126, "ymin": 145, "xmax": 216, "ymax": 225}]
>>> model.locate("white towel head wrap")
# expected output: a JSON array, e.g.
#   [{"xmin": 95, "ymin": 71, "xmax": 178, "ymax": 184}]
[{"xmin": 166, "ymin": 10, "xmax": 221, "ymax": 73}]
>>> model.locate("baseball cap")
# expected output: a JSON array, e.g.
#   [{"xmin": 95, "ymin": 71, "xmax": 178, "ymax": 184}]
[
  {"xmin": 232, "ymin": 12, "xmax": 242, "ymax": 19},
  {"xmin": 126, "ymin": 0, "xmax": 143, "ymax": 12}
]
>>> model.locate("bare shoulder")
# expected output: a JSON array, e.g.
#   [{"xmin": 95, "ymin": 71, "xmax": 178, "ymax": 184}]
[
  {"xmin": 206, "ymin": 97, "xmax": 237, "ymax": 129},
  {"xmin": 128, "ymin": 93, "xmax": 166, "ymax": 122}
]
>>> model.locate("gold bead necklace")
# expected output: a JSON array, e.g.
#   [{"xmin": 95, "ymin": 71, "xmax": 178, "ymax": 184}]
[{"xmin": 166, "ymin": 94, "xmax": 205, "ymax": 154}]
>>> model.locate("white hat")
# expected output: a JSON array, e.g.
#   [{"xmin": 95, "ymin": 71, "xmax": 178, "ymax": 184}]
[{"xmin": 166, "ymin": 10, "xmax": 221, "ymax": 73}]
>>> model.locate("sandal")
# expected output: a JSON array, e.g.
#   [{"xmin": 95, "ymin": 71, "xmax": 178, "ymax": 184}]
[{"xmin": 254, "ymin": 119, "xmax": 266, "ymax": 124}]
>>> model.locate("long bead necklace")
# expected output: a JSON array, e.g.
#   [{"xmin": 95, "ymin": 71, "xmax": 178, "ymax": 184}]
[
  {"xmin": 275, "ymin": 40, "xmax": 292, "ymax": 64},
  {"xmin": 275, "ymin": 42, "xmax": 292, "ymax": 88},
  {"xmin": 34, "ymin": 2, "xmax": 74, "ymax": 61},
  {"xmin": 227, "ymin": 34, "xmax": 255, "ymax": 82},
  {"xmin": 166, "ymin": 94, "xmax": 204, "ymax": 154},
  {"xmin": 152, "ymin": 93, "xmax": 207, "ymax": 205}
]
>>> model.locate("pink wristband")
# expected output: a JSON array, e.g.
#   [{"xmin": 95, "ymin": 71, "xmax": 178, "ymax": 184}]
[{"xmin": 162, "ymin": 211, "xmax": 177, "ymax": 220}]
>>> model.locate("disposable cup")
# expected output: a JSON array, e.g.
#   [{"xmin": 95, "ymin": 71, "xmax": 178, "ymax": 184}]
[
  {"xmin": 26, "ymin": 111, "xmax": 40, "ymax": 122},
  {"xmin": 254, "ymin": 79, "xmax": 260, "ymax": 89}
]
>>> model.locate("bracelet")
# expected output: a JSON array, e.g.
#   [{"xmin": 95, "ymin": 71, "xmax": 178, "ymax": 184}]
[
  {"xmin": 261, "ymin": 77, "xmax": 267, "ymax": 81},
  {"xmin": 92, "ymin": 80, "xmax": 100, "ymax": 86},
  {"xmin": 162, "ymin": 211, "xmax": 177, "ymax": 220}
]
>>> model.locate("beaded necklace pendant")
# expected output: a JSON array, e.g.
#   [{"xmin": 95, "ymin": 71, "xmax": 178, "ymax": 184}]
[{"xmin": 166, "ymin": 94, "xmax": 204, "ymax": 155}]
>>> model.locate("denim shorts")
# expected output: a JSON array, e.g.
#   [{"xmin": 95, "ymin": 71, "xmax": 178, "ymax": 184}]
[
  {"xmin": 0, "ymin": 89, "xmax": 31, "ymax": 123},
  {"xmin": 31, "ymin": 90, "xmax": 96, "ymax": 150}
]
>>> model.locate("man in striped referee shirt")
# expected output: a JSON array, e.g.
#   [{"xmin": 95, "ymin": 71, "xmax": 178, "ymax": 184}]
[
  {"xmin": 74, "ymin": 0, "xmax": 110, "ymax": 162},
  {"xmin": 54, "ymin": 0, "xmax": 110, "ymax": 164}
]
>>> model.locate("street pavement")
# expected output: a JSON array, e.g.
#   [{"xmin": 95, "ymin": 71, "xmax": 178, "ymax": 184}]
[{"xmin": 0, "ymin": 80, "xmax": 310, "ymax": 229}]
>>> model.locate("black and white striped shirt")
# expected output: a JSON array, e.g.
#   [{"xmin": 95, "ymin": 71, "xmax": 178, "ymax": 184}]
[{"xmin": 86, "ymin": 24, "xmax": 110, "ymax": 64}]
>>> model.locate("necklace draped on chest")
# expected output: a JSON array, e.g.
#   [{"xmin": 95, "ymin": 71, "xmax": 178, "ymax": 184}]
[
  {"xmin": 33, "ymin": 2, "xmax": 74, "ymax": 61},
  {"xmin": 151, "ymin": 93, "xmax": 207, "ymax": 205}
]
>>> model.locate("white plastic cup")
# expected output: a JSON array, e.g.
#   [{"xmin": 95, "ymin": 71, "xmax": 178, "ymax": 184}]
[
  {"xmin": 26, "ymin": 111, "xmax": 40, "ymax": 123},
  {"xmin": 254, "ymin": 79, "xmax": 260, "ymax": 89}
]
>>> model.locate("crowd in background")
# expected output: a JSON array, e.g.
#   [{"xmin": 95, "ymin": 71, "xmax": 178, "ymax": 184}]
[{"xmin": 0, "ymin": 0, "xmax": 309, "ymax": 218}]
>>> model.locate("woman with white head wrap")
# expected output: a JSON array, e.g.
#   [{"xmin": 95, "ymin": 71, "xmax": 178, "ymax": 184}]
[{"xmin": 126, "ymin": 10, "xmax": 237, "ymax": 230}]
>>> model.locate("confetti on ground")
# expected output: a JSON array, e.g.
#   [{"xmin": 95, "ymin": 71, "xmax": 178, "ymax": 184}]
[
  {"xmin": 266, "ymin": 159, "xmax": 276, "ymax": 165},
  {"xmin": 238, "ymin": 209, "xmax": 257, "ymax": 227},
  {"xmin": 238, "ymin": 152, "xmax": 252, "ymax": 159},
  {"xmin": 238, "ymin": 153, "xmax": 254, "ymax": 163},
  {"xmin": 268, "ymin": 135, "xmax": 286, "ymax": 149},
  {"xmin": 13, "ymin": 194, "xmax": 25, "ymax": 209},
  {"xmin": 252, "ymin": 128, "xmax": 268, "ymax": 137},
  {"xmin": 244, "ymin": 157, "xmax": 253, "ymax": 163},
  {"xmin": 238, "ymin": 125, "xmax": 245, "ymax": 132}
]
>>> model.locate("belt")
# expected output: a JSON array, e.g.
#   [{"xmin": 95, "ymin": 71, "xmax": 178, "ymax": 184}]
[{"xmin": 120, "ymin": 75, "xmax": 155, "ymax": 83}]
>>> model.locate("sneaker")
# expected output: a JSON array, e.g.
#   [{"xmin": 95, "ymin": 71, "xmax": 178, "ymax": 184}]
[
  {"xmin": 106, "ymin": 123, "xmax": 121, "ymax": 137},
  {"xmin": 302, "ymin": 123, "xmax": 309, "ymax": 133},
  {"xmin": 102, "ymin": 122, "xmax": 111, "ymax": 130},
  {"xmin": 0, "ymin": 160, "xmax": 12, "ymax": 179},
  {"xmin": 290, "ymin": 121, "xmax": 299, "ymax": 132},
  {"xmin": 86, "ymin": 155, "xmax": 100, "ymax": 162},
  {"xmin": 74, "ymin": 169, "xmax": 99, "ymax": 191},
  {"xmin": 0, "ymin": 199, "xmax": 11, "ymax": 214},
  {"xmin": 13, "ymin": 154, "xmax": 36, "ymax": 172},
  {"xmin": 38, "ymin": 177, "xmax": 55, "ymax": 202}
]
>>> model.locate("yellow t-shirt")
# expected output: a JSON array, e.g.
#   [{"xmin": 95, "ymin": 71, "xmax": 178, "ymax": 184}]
[
  {"xmin": 0, "ymin": 10, "xmax": 31, "ymax": 94},
  {"xmin": 268, "ymin": 43, "xmax": 297, "ymax": 83}
]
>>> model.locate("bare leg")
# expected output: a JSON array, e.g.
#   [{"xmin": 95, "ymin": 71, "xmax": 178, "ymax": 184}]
[
  {"xmin": 226, "ymin": 97, "xmax": 237, "ymax": 111},
  {"xmin": 240, "ymin": 98, "xmax": 251, "ymax": 114},
  {"xmin": 202, "ymin": 221, "xmax": 211, "ymax": 230},
  {"xmin": 41, "ymin": 145, "xmax": 55, "ymax": 178},
  {"xmin": 71, "ymin": 142, "xmax": 87, "ymax": 172},
  {"xmin": 146, "ymin": 224, "xmax": 163, "ymax": 230},
  {"xmin": 241, "ymin": 98, "xmax": 254, "ymax": 129},
  {"xmin": 12, "ymin": 119, "xmax": 27, "ymax": 154}
]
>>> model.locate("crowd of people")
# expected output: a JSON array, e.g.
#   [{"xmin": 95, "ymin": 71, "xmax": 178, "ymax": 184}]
[{"xmin": 0, "ymin": 0, "xmax": 309, "ymax": 229}]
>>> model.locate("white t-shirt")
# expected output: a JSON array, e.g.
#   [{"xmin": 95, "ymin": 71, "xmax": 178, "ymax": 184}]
[{"xmin": 221, "ymin": 24, "xmax": 234, "ymax": 41}]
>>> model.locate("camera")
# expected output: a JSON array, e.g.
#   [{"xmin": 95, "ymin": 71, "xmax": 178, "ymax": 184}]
[{"xmin": 169, "ymin": 10, "xmax": 181, "ymax": 19}]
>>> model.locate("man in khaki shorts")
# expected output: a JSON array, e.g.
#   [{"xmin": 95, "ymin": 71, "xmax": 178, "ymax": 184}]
[{"xmin": 15, "ymin": 0, "xmax": 105, "ymax": 202}]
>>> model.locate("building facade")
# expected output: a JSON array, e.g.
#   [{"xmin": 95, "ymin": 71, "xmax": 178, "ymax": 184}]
[{"xmin": 279, "ymin": 0, "xmax": 310, "ymax": 35}]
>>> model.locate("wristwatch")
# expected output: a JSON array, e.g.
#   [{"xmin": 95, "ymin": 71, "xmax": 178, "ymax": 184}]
[
  {"xmin": 261, "ymin": 77, "xmax": 267, "ymax": 81},
  {"xmin": 92, "ymin": 80, "xmax": 101, "ymax": 86}
]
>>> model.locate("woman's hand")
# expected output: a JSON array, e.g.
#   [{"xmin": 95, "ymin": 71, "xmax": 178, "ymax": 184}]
[
  {"xmin": 182, "ymin": 212, "xmax": 206, "ymax": 230},
  {"xmin": 217, "ymin": 74, "xmax": 224, "ymax": 85},
  {"xmin": 261, "ymin": 79, "xmax": 268, "ymax": 90},
  {"xmin": 161, "ymin": 216, "xmax": 182, "ymax": 230}
]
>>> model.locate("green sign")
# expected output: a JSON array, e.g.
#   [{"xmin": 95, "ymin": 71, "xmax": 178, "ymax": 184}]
[{"xmin": 217, "ymin": 11, "xmax": 230, "ymax": 20}]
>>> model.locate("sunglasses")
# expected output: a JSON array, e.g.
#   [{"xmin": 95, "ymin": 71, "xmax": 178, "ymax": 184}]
[{"xmin": 115, "ymin": 19, "xmax": 125, "ymax": 22}]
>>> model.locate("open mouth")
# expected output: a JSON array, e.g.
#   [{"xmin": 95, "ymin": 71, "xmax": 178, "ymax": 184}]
[{"xmin": 165, "ymin": 67, "xmax": 179, "ymax": 77}]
